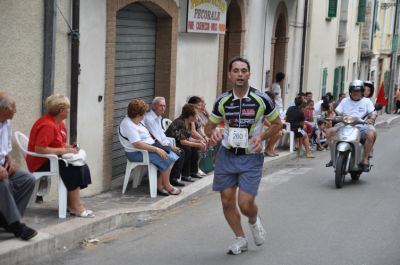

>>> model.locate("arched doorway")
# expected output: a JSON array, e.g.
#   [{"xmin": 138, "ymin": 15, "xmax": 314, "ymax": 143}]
[
  {"xmin": 220, "ymin": 0, "xmax": 244, "ymax": 92},
  {"xmin": 270, "ymin": 4, "xmax": 288, "ymax": 107},
  {"xmin": 104, "ymin": 0, "xmax": 178, "ymax": 183}
]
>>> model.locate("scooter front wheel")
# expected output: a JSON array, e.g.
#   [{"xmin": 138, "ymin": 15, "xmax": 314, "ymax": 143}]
[{"xmin": 335, "ymin": 152, "xmax": 348, "ymax": 188}]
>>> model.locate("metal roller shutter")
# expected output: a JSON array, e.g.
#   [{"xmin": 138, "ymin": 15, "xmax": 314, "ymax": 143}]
[{"xmin": 112, "ymin": 3, "xmax": 156, "ymax": 179}]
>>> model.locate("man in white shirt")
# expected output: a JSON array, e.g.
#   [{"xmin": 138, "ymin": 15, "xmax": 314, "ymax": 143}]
[
  {"xmin": 326, "ymin": 80, "xmax": 377, "ymax": 171},
  {"xmin": 144, "ymin": 97, "xmax": 185, "ymax": 187},
  {"xmin": 0, "ymin": 92, "xmax": 37, "ymax": 240},
  {"xmin": 270, "ymin": 72, "xmax": 285, "ymax": 113}
]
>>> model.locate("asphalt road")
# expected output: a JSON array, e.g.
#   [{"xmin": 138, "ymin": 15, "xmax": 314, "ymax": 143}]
[{"xmin": 39, "ymin": 119, "xmax": 400, "ymax": 265}]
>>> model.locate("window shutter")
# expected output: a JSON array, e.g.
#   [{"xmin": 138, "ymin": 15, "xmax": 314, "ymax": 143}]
[
  {"xmin": 328, "ymin": 0, "xmax": 338, "ymax": 18},
  {"xmin": 357, "ymin": 0, "xmax": 367, "ymax": 23}
]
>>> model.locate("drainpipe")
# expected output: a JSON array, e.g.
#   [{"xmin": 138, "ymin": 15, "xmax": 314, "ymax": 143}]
[
  {"xmin": 299, "ymin": 0, "xmax": 309, "ymax": 93},
  {"xmin": 42, "ymin": 0, "xmax": 57, "ymax": 114},
  {"xmin": 70, "ymin": 0, "xmax": 80, "ymax": 143},
  {"xmin": 388, "ymin": 0, "xmax": 399, "ymax": 113},
  {"xmin": 261, "ymin": 0, "xmax": 269, "ymax": 90}
]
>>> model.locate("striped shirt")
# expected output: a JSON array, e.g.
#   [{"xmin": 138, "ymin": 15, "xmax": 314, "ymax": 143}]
[{"xmin": 209, "ymin": 87, "xmax": 278, "ymax": 154}]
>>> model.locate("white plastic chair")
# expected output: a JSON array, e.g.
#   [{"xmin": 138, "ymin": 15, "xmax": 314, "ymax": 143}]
[
  {"xmin": 161, "ymin": 118, "xmax": 173, "ymax": 131},
  {"xmin": 277, "ymin": 122, "xmax": 294, "ymax": 153},
  {"xmin": 14, "ymin": 131, "xmax": 68, "ymax": 218},
  {"xmin": 122, "ymin": 148, "xmax": 158, "ymax": 198}
]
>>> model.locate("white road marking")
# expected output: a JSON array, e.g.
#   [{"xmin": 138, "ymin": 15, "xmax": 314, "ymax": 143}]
[{"xmin": 259, "ymin": 167, "xmax": 312, "ymax": 191}]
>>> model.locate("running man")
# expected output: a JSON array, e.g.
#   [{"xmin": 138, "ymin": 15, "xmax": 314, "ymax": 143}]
[{"xmin": 205, "ymin": 57, "xmax": 283, "ymax": 255}]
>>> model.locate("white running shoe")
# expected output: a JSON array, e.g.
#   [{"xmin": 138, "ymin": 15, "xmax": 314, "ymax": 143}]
[
  {"xmin": 227, "ymin": 237, "xmax": 248, "ymax": 255},
  {"xmin": 249, "ymin": 216, "xmax": 266, "ymax": 246}
]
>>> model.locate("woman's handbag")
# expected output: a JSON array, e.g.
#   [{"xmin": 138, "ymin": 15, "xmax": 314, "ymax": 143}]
[
  {"xmin": 61, "ymin": 149, "xmax": 87, "ymax": 166},
  {"xmin": 199, "ymin": 148, "xmax": 214, "ymax": 174}
]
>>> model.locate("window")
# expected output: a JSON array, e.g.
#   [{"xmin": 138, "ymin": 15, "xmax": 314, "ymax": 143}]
[
  {"xmin": 338, "ymin": 0, "xmax": 349, "ymax": 48},
  {"xmin": 328, "ymin": 0, "xmax": 338, "ymax": 18},
  {"xmin": 357, "ymin": 0, "xmax": 367, "ymax": 23},
  {"xmin": 333, "ymin": 66, "xmax": 346, "ymax": 99}
]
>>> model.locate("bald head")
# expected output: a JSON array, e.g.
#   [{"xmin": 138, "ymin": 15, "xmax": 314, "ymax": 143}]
[
  {"xmin": 152, "ymin": 97, "xmax": 166, "ymax": 116},
  {"xmin": 0, "ymin": 92, "xmax": 16, "ymax": 121},
  {"xmin": 0, "ymin": 92, "xmax": 14, "ymax": 109}
]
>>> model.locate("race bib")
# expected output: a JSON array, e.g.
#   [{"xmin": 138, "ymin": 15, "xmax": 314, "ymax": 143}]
[{"xmin": 228, "ymin": 128, "xmax": 248, "ymax": 148}]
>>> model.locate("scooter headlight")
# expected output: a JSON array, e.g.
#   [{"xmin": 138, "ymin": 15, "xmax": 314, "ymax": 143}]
[{"xmin": 343, "ymin": 116, "xmax": 356, "ymax": 124}]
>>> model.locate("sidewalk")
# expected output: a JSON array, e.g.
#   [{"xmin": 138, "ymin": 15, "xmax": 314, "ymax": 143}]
[{"xmin": 0, "ymin": 149, "xmax": 297, "ymax": 265}]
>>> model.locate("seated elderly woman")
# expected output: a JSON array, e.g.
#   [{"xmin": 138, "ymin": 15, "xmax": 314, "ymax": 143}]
[
  {"xmin": 118, "ymin": 99, "xmax": 181, "ymax": 196},
  {"xmin": 26, "ymin": 94, "xmax": 94, "ymax": 218},
  {"xmin": 165, "ymin": 104, "xmax": 207, "ymax": 182}
]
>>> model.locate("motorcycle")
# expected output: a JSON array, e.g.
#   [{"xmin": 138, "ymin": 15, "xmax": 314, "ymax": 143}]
[{"xmin": 329, "ymin": 115, "xmax": 370, "ymax": 188}]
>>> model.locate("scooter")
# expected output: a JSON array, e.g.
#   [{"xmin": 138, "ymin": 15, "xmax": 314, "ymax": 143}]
[{"xmin": 329, "ymin": 115, "xmax": 370, "ymax": 188}]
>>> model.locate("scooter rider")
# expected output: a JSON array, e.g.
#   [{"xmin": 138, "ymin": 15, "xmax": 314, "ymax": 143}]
[{"xmin": 326, "ymin": 80, "xmax": 377, "ymax": 172}]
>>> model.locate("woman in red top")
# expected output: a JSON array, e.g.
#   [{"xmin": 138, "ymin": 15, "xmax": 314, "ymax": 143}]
[{"xmin": 26, "ymin": 94, "xmax": 93, "ymax": 218}]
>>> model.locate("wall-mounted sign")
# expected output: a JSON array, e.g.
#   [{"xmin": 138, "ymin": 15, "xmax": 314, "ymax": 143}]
[{"xmin": 187, "ymin": 0, "xmax": 227, "ymax": 34}]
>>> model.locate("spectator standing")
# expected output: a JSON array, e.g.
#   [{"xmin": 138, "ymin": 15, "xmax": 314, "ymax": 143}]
[
  {"xmin": 270, "ymin": 72, "xmax": 285, "ymax": 114},
  {"xmin": 286, "ymin": 96, "xmax": 314, "ymax": 158}
]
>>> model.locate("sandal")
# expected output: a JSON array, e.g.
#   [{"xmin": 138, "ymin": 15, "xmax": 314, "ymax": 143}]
[
  {"xmin": 263, "ymin": 152, "xmax": 275, "ymax": 157},
  {"xmin": 157, "ymin": 188, "xmax": 170, "ymax": 196},
  {"xmin": 306, "ymin": 153, "xmax": 315, "ymax": 159},
  {"xmin": 70, "ymin": 209, "xmax": 95, "ymax": 218},
  {"xmin": 167, "ymin": 187, "xmax": 181, "ymax": 195}
]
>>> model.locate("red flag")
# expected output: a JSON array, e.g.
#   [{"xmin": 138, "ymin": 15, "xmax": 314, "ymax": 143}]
[{"xmin": 376, "ymin": 82, "xmax": 388, "ymax": 106}]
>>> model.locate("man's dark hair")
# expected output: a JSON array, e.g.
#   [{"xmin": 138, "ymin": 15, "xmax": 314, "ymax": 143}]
[
  {"xmin": 338, "ymin": 93, "xmax": 345, "ymax": 98},
  {"xmin": 317, "ymin": 119, "xmax": 326, "ymax": 126},
  {"xmin": 294, "ymin": 96, "xmax": 304, "ymax": 107},
  {"xmin": 228, "ymin": 57, "xmax": 251, "ymax": 72},
  {"xmin": 321, "ymin": 102, "xmax": 330, "ymax": 111},
  {"xmin": 325, "ymin": 92, "xmax": 334, "ymax": 102},
  {"xmin": 298, "ymin": 92, "xmax": 306, "ymax": 97},
  {"xmin": 305, "ymin": 92, "xmax": 312, "ymax": 96},
  {"xmin": 275, "ymin": 72, "xmax": 285, "ymax": 82}
]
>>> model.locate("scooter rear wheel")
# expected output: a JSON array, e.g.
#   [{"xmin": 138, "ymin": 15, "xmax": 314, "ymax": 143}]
[{"xmin": 335, "ymin": 152, "xmax": 348, "ymax": 188}]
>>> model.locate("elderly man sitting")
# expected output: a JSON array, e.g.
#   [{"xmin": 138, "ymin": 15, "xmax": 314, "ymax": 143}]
[
  {"xmin": 0, "ymin": 92, "xmax": 37, "ymax": 240},
  {"xmin": 144, "ymin": 97, "xmax": 185, "ymax": 187}
]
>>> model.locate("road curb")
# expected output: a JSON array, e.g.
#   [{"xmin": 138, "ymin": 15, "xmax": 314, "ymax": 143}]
[
  {"xmin": 0, "ymin": 151, "xmax": 296, "ymax": 265},
  {"xmin": 375, "ymin": 115, "xmax": 400, "ymax": 127}
]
